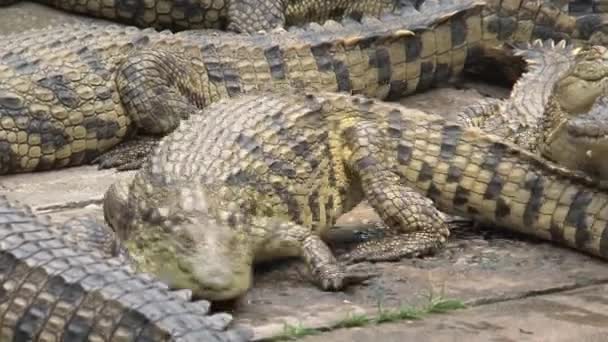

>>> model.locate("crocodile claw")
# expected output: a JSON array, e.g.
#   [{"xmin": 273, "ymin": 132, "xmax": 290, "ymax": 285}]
[
  {"xmin": 342, "ymin": 262, "xmax": 381, "ymax": 286},
  {"xmin": 316, "ymin": 262, "xmax": 379, "ymax": 291},
  {"xmin": 315, "ymin": 263, "xmax": 347, "ymax": 291}
]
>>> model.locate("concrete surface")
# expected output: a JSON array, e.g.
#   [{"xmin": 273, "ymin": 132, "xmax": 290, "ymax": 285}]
[
  {"xmin": 1, "ymin": 5, "xmax": 608, "ymax": 341},
  {"xmin": 298, "ymin": 284, "xmax": 608, "ymax": 342}
]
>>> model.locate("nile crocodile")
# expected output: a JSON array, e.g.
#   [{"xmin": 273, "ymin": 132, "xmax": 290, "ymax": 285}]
[
  {"xmin": 0, "ymin": 0, "xmax": 408, "ymax": 33},
  {"xmin": 540, "ymin": 48, "xmax": 608, "ymax": 180},
  {"xmin": 103, "ymin": 90, "xmax": 608, "ymax": 301},
  {"xmin": 458, "ymin": 39, "xmax": 608, "ymax": 181},
  {"xmin": 0, "ymin": 195, "xmax": 252, "ymax": 341},
  {"xmin": 2, "ymin": 0, "xmax": 607, "ymax": 174}
]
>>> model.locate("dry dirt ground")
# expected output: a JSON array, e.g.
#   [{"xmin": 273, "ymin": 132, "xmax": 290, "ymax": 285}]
[{"xmin": 2, "ymin": 4, "xmax": 608, "ymax": 341}]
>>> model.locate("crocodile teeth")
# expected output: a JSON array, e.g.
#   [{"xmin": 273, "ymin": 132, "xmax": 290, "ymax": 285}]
[
  {"xmin": 343, "ymin": 35, "xmax": 363, "ymax": 46},
  {"xmin": 393, "ymin": 29, "xmax": 414, "ymax": 37},
  {"xmin": 170, "ymin": 289, "xmax": 193, "ymax": 301}
]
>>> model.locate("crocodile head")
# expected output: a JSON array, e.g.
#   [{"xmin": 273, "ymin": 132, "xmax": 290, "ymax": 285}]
[
  {"xmin": 119, "ymin": 191, "xmax": 254, "ymax": 301},
  {"xmin": 125, "ymin": 216, "xmax": 253, "ymax": 301},
  {"xmin": 540, "ymin": 45, "xmax": 608, "ymax": 180}
]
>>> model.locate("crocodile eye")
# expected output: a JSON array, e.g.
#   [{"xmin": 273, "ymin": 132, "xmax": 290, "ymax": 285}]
[
  {"xmin": 573, "ymin": 61, "xmax": 608, "ymax": 81},
  {"xmin": 555, "ymin": 75, "xmax": 602, "ymax": 114}
]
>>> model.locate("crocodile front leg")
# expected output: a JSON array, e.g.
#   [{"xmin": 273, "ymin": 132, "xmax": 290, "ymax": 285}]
[
  {"xmin": 338, "ymin": 120, "xmax": 450, "ymax": 263},
  {"xmin": 258, "ymin": 218, "xmax": 378, "ymax": 290},
  {"xmin": 456, "ymin": 98, "xmax": 503, "ymax": 129},
  {"xmin": 94, "ymin": 49, "xmax": 208, "ymax": 170}
]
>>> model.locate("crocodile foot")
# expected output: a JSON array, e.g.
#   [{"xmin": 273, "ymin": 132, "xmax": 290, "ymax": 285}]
[
  {"xmin": 337, "ymin": 229, "xmax": 449, "ymax": 265},
  {"xmin": 93, "ymin": 136, "xmax": 160, "ymax": 171},
  {"xmin": 314, "ymin": 261, "xmax": 379, "ymax": 290},
  {"xmin": 349, "ymin": 214, "xmax": 473, "ymax": 243}
]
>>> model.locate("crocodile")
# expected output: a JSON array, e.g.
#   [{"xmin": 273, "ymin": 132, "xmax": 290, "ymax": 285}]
[
  {"xmin": 0, "ymin": 195, "xmax": 252, "ymax": 341},
  {"xmin": 3, "ymin": 0, "xmax": 608, "ymax": 174},
  {"xmin": 457, "ymin": 39, "xmax": 608, "ymax": 181},
  {"xmin": 539, "ymin": 47, "xmax": 608, "ymax": 180},
  {"xmin": 457, "ymin": 39, "xmax": 581, "ymax": 149},
  {"xmin": 102, "ymin": 90, "xmax": 608, "ymax": 301},
  {"xmin": 0, "ymin": 0, "xmax": 408, "ymax": 33}
]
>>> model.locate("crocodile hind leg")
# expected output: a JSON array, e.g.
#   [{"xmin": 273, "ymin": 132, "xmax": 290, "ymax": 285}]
[
  {"xmin": 346, "ymin": 214, "xmax": 473, "ymax": 244},
  {"xmin": 94, "ymin": 49, "xmax": 207, "ymax": 170},
  {"xmin": 456, "ymin": 98, "xmax": 503, "ymax": 128}
]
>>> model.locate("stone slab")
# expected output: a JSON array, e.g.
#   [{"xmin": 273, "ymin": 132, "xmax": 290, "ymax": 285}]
[{"xmin": 298, "ymin": 284, "xmax": 608, "ymax": 342}]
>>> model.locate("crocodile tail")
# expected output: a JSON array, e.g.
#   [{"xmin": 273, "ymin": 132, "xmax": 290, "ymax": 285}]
[
  {"xmin": 511, "ymin": 38, "xmax": 579, "ymax": 98},
  {"xmin": 502, "ymin": 39, "xmax": 580, "ymax": 131},
  {"xmin": 277, "ymin": 0, "xmax": 486, "ymax": 98},
  {"xmin": 452, "ymin": 40, "xmax": 576, "ymax": 140},
  {"xmin": 481, "ymin": 0, "xmax": 608, "ymax": 45},
  {"xmin": 513, "ymin": 39, "xmax": 579, "ymax": 66},
  {"xmin": 329, "ymin": 90, "xmax": 608, "ymax": 260}
]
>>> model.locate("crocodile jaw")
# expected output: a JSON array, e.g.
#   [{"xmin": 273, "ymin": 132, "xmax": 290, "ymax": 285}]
[
  {"xmin": 542, "ymin": 91, "xmax": 608, "ymax": 180},
  {"xmin": 541, "ymin": 126, "xmax": 608, "ymax": 180},
  {"xmin": 125, "ymin": 222, "xmax": 254, "ymax": 301},
  {"xmin": 541, "ymin": 46, "xmax": 608, "ymax": 179}
]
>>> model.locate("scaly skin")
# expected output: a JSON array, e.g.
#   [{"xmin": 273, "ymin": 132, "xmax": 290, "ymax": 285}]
[
  {"xmin": 0, "ymin": 2, "xmax": 603, "ymax": 173},
  {"xmin": 229, "ymin": 0, "xmax": 405, "ymax": 33},
  {"xmin": 0, "ymin": 0, "xmax": 404, "ymax": 33},
  {"xmin": 458, "ymin": 39, "xmax": 581, "ymax": 151},
  {"xmin": 0, "ymin": 195, "xmax": 252, "ymax": 341},
  {"xmin": 457, "ymin": 41, "xmax": 608, "ymax": 180},
  {"xmin": 539, "ymin": 46, "xmax": 608, "ymax": 179},
  {"xmin": 2, "ymin": 0, "xmax": 608, "ymax": 174},
  {"xmin": 104, "ymin": 90, "xmax": 608, "ymax": 301}
]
